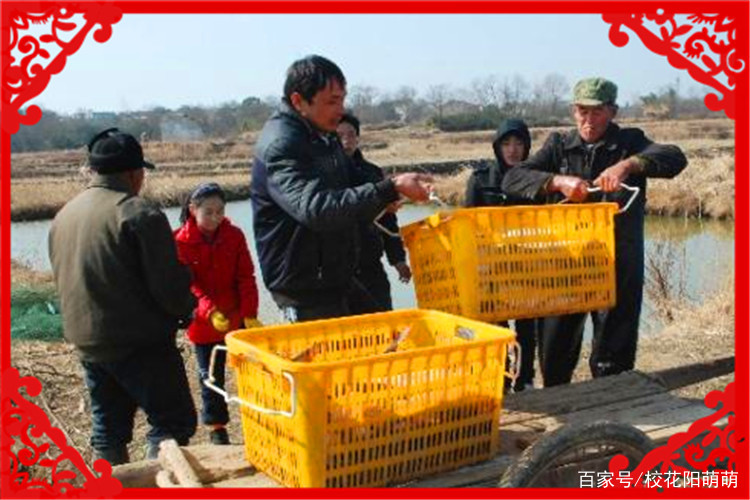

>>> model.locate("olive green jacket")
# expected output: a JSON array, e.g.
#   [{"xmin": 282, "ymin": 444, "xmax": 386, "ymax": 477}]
[{"xmin": 49, "ymin": 174, "xmax": 195, "ymax": 362}]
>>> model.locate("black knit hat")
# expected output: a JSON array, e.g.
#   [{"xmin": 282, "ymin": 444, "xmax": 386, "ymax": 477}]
[{"xmin": 87, "ymin": 128, "xmax": 155, "ymax": 173}]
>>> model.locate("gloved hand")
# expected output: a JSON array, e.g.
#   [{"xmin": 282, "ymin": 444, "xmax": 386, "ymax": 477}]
[
  {"xmin": 243, "ymin": 317, "xmax": 263, "ymax": 329},
  {"xmin": 209, "ymin": 310, "xmax": 230, "ymax": 333}
]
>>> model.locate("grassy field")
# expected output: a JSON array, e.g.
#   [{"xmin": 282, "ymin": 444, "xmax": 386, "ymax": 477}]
[{"xmin": 10, "ymin": 117, "xmax": 734, "ymax": 221}]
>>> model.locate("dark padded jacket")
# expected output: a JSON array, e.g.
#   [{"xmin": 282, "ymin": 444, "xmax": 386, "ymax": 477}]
[
  {"xmin": 348, "ymin": 149, "xmax": 407, "ymax": 269},
  {"xmin": 465, "ymin": 119, "xmax": 534, "ymax": 207},
  {"xmin": 502, "ymin": 122, "xmax": 688, "ymax": 245},
  {"xmin": 251, "ymin": 102, "xmax": 399, "ymax": 307}
]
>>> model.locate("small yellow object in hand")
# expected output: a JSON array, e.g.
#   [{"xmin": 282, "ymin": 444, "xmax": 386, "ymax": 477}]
[
  {"xmin": 243, "ymin": 317, "xmax": 263, "ymax": 329},
  {"xmin": 210, "ymin": 310, "xmax": 230, "ymax": 332}
]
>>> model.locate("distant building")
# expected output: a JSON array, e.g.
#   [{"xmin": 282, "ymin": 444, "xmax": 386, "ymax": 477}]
[
  {"xmin": 160, "ymin": 116, "xmax": 204, "ymax": 142},
  {"xmin": 85, "ymin": 111, "xmax": 118, "ymax": 122}
]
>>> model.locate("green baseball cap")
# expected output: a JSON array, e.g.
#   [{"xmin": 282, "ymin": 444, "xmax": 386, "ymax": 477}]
[{"xmin": 572, "ymin": 77, "xmax": 618, "ymax": 106}]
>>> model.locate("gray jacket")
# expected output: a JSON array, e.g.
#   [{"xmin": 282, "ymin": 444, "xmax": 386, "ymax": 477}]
[{"xmin": 49, "ymin": 174, "xmax": 195, "ymax": 362}]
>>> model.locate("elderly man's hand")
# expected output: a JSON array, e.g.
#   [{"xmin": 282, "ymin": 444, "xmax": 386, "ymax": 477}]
[
  {"xmin": 594, "ymin": 158, "xmax": 642, "ymax": 192},
  {"xmin": 549, "ymin": 175, "xmax": 590, "ymax": 202},
  {"xmin": 392, "ymin": 173, "xmax": 434, "ymax": 202}
]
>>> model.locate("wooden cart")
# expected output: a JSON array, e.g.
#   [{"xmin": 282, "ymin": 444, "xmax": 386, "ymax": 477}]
[{"xmin": 112, "ymin": 357, "xmax": 733, "ymax": 488}]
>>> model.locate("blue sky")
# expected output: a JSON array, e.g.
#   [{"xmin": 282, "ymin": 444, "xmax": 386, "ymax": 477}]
[{"xmin": 28, "ymin": 14, "xmax": 709, "ymax": 114}]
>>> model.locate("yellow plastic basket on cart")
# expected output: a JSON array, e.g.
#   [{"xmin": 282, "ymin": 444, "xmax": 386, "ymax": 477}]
[
  {"xmin": 210, "ymin": 310, "xmax": 517, "ymax": 488},
  {"xmin": 400, "ymin": 202, "xmax": 619, "ymax": 323}
]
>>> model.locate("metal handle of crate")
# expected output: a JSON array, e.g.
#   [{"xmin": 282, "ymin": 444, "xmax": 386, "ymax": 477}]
[
  {"xmin": 558, "ymin": 183, "xmax": 640, "ymax": 214},
  {"xmin": 505, "ymin": 340, "xmax": 522, "ymax": 391},
  {"xmin": 373, "ymin": 208, "xmax": 401, "ymax": 238},
  {"xmin": 204, "ymin": 345, "xmax": 297, "ymax": 418},
  {"xmin": 373, "ymin": 189, "xmax": 451, "ymax": 238}
]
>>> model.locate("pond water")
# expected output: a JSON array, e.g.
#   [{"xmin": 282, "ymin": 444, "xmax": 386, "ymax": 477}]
[{"xmin": 11, "ymin": 201, "xmax": 734, "ymax": 335}]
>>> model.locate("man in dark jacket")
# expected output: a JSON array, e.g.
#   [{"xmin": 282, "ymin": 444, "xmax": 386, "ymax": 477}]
[
  {"xmin": 251, "ymin": 55, "xmax": 431, "ymax": 322},
  {"xmin": 49, "ymin": 128, "xmax": 197, "ymax": 464},
  {"xmin": 465, "ymin": 118, "xmax": 543, "ymax": 392},
  {"xmin": 337, "ymin": 113, "xmax": 411, "ymax": 314},
  {"xmin": 502, "ymin": 77, "xmax": 688, "ymax": 386}
]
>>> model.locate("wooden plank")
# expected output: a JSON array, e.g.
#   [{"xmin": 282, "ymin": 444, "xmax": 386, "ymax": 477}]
[
  {"xmin": 405, "ymin": 394, "xmax": 715, "ymax": 488},
  {"xmin": 158, "ymin": 439, "xmax": 203, "ymax": 488},
  {"xmin": 648, "ymin": 357, "xmax": 734, "ymax": 390},
  {"xmin": 111, "ymin": 460, "xmax": 161, "ymax": 488},
  {"xmin": 501, "ymin": 371, "xmax": 665, "ymax": 424},
  {"xmin": 120, "ymin": 364, "xmax": 729, "ymax": 489},
  {"xmin": 113, "ymin": 445, "xmax": 257, "ymax": 488}
]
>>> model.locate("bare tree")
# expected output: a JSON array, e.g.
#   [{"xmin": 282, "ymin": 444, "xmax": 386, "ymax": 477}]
[
  {"xmin": 539, "ymin": 73, "xmax": 569, "ymax": 117},
  {"xmin": 347, "ymin": 85, "xmax": 379, "ymax": 121},
  {"xmin": 470, "ymin": 75, "xmax": 501, "ymax": 109},
  {"xmin": 392, "ymin": 86, "xmax": 419, "ymax": 124},
  {"xmin": 500, "ymin": 75, "xmax": 529, "ymax": 116},
  {"xmin": 426, "ymin": 84, "xmax": 452, "ymax": 122}
]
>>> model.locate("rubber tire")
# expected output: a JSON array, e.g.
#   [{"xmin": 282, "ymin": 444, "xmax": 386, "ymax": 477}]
[{"xmin": 498, "ymin": 420, "xmax": 655, "ymax": 488}]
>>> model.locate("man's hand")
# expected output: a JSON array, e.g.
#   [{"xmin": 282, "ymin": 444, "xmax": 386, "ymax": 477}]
[
  {"xmin": 594, "ymin": 157, "xmax": 642, "ymax": 192},
  {"xmin": 392, "ymin": 173, "xmax": 433, "ymax": 202},
  {"xmin": 549, "ymin": 175, "xmax": 590, "ymax": 202},
  {"xmin": 394, "ymin": 262, "xmax": 412, "ymax": 283},
  {"xmin": 210, "ymin": 310, "xmax": 230, "ymax": 333}
]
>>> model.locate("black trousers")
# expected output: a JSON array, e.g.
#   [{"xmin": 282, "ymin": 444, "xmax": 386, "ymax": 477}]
[
  {"xmin": 502, "ymin": 318, "xmax": 542, "ymax": 392},
  {"xmin": 81, "ymin": 339, "xmax": 197, "ymax": 455},
  {"xmin": 538, "ymin": 237, "xmax": 645, "ymax": 387},
  {"xmin": 193, "ymin": 342, "xmax": 229, "ymax": 426},
  {"xmin": 348, "ymin": 262, "xmax": 393, "ymax": 315}
]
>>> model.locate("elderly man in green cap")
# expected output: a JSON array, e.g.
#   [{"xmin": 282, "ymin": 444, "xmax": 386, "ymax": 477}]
[{"xmin": 502, "ymin": 77, "xmax": 687, "ymax": 387}]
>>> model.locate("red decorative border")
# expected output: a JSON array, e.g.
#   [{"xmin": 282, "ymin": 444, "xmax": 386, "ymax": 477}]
[
  {"xmin": 603, "ymin": 12, "xmax": 744, "ymax": 119},
  {"xmin": 608, "ymin": 382, "xmax": 744, "ymax": 488},
  {"xmin": 1, "ymin": 2, "xmax": 123, "ymax": 134},
  {"xmin": 1, "ymin": 367, "xmax": 123, "ymax": 497},
  {"xmin": 1, "ymin": 2, "xmax": 747, "ymax": 499}
]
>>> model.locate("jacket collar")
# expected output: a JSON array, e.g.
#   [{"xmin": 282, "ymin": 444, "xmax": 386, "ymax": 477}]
[
  {"xmin": 277, "ymin": 100, "xmax": 337, "ymax": 144},
  {"xmin": 88, "ymin": 173, "xmax": 136, "ymax": 193},
  {"xmin": 563, "ymin": 122, "xmax": 622, "ymax": 151}
]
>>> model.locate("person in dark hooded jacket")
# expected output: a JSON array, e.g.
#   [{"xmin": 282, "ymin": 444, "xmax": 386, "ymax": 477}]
[{"xmin": 465, "ymin": 118, "xmax": 542, "ymax": 392}]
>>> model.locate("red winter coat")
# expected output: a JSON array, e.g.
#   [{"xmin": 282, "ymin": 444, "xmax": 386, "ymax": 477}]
[{"xmin": 174, "ymin": 217, "xmax": 259, "ymax": 344}]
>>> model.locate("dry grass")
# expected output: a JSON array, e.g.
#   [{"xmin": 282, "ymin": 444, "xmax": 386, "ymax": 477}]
[
  {"xmin": 431, "ymin": 153, "xmax": 734, "ymax": 219},
  {"xmin": 10, "ymin": 170, "xmax": 251, "ymax": 220},
  {"xmin": 648, "ymin": 155, "xmax": 734, "ymax": 219},
  {"xmin": 10, "ymin": 118, "xmax": 734, "ymax": 221},
  {"xmin": 570, "ymin": 273, "xmax": 734, "ymax": 398},
  {"xmin": 11, "ymin": 258, "xmax": 54, "ymax": 286},
  {"xmin": 431, "ymin": 167, "xmax": 473, "ymax": 205}
]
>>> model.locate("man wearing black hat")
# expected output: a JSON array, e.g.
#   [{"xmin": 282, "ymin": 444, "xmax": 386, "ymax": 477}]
[
  {"xmin": 502, "ymin": 78, "xmax": 687, "ymax": 387},
  {"xmin": 49, "ymin": 128, "xmax": 197, "ymax": 464}
]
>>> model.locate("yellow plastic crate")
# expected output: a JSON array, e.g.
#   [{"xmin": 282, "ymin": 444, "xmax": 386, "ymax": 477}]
[
  {"xmin": 222, "ymin": 309, "xmax": 516, "ymax": 488},
  {"xmin": 400, "ymin": 204, "xmax": 618, "ymax": 323}
]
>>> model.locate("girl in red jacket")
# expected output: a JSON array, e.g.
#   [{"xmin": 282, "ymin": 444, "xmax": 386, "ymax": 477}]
[{"xmin": 174, "ymin": 182, "xmax": 260, "ymax": 445}]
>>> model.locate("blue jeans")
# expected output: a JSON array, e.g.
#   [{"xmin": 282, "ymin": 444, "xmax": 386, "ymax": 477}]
[
  {"xmin": 194, "ymin": 342, "xmax": 229, "ymax": 426},
  {"xmin": 81, "ymin": 340, "xmax": 197, "ymax": 453}
]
